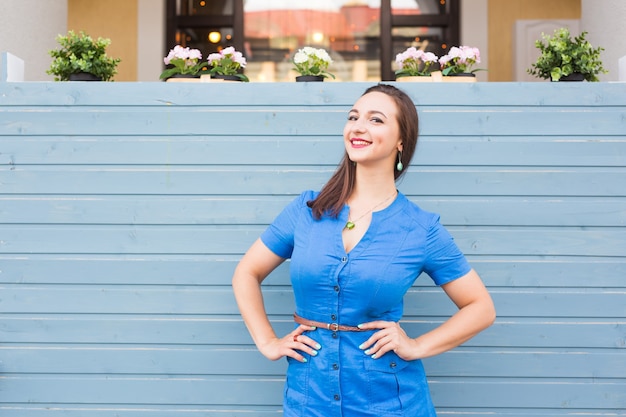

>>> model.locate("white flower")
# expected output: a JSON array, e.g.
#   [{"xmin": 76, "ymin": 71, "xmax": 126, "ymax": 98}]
[
  {"xmin": 316, "ymin": 49, "xmax": 332, "ymax": 63},
  {"xmin": 294, "ymin": 51, "xmax": 308, "ymax": 64},
  {"xmin": 292, "ymin": 46, "xmax": 335, "ymax": 78}
]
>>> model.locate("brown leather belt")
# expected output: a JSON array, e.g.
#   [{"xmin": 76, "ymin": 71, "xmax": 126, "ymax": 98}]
[{"xmin": 293, "ymin": 313, "xmax": 365, "ymax": 332}]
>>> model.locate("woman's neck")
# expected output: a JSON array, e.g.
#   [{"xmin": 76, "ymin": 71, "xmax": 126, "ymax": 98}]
[{"xmin": 349, "ymin": 168, "xmax": 397, "ymax": 205}]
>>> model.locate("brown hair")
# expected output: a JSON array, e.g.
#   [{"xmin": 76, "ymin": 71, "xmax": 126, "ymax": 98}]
[{"xmin": 308, "ymin": 83, "xmax": 419, "ymax": 219}]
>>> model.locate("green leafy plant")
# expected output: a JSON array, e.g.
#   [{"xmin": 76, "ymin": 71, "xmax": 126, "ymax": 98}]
[
  {"xmin": 292, "ymin": 46, "xmax": 335, "ymax": 79},
  {"xmin": 439, "ymin": 45, "xmax": 484, "ymax": 75},
  {"xmin": 527, "ymin": 28, "xmax": 606, "ymax": 82},
  {"xmin": 206, "ymin": 46, "xmax": 249, "ymax": 81},
  {"xmin": 47, "ymin": 31, "xmax": 121, "ymax": 81},
  {"xmin": 395, "ymin": 47, "xmax": 439, "ymax": 78},
  {"xmin": 160, "ymin": 45, "xmax": 205, "ymax": 80}
]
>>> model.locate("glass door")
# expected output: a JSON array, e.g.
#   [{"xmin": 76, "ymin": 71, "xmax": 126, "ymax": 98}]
[{"xmin": 166, "ymin": 0, "xmax": 460, "ymax": 81}]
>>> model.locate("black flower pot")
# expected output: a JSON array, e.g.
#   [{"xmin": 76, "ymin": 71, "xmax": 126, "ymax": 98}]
[
  {"xmin": 447, "ymin": 73, "xmax": 476, "ymax": 78},
  {"xmin": 296, "ymin": 75, "xmax": 324, "ymax": 82},
  {"xmin": 555, "ymin": 73, "xmax": 585, "ymax": 82},
  {"xmin": 211, "ymin": 74, "xmax": 242, "ymax": 81},
  {"xmin": 68, "ymin": 72, "xmax": 102, "ymax": 81}
]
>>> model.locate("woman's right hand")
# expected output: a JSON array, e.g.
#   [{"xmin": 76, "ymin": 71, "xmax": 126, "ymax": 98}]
[
  {"xmin": 259, "ymin": 325, "xmax": 320, "ymax": 362},
  {"xmin": 233, "ymin": 240, "xmax": 321, "ymax": 362}
]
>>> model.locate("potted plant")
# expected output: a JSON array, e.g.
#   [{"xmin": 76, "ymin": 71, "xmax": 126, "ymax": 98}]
[
  {"xmin": 394, "ymin": 47, "xmax": 439, "ymax": 82},
  {"xmin": 160, "ymin": 45, "xmax": 204, "ymax": 81},
  {"xmin": 47, "ymin": 30, "xmax": 120, "ymax": 81},
  {"xmin": 438, "ymin": 45, "xmax": 483, "ymax": 82},
  {"xmin": 205, "ymin": 46, "xmax": 249, "ymax": 82},
  {"xmin": 527, "ymin": 28, "xmax": 607, "ymax": 82},
  {"xmin": 292, "ymin": 47, "xmax": 335, "ymax": 81}
]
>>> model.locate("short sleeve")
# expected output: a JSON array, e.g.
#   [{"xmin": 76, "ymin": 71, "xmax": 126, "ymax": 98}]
[
  {"xmin": 260, "ymin": 191, "xmax": 313, "ymax": 259},
  {"xmin": 422, "ymin": 215, "xmax": 471, "ymax": 286}
]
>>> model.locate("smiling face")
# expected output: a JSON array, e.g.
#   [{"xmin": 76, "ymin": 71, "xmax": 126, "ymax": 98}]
[{"xmin": 343, "ymin": 91, "xmax": 403, "ymax": 171}]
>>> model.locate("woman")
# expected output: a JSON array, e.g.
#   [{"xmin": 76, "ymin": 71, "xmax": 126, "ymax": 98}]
[{"xmin": 232, "ymin": 84, "xmax": 496, "ymax": 416}]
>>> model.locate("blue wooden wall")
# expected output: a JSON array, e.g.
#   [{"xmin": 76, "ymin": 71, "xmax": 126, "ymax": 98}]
[{"xmin": 0, "ymin": 81, "xmax": 625, "ymax": 416}]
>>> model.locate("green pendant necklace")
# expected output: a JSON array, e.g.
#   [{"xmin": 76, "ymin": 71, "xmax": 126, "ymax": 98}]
[{"xmin": 344, "ymin": 191, "xmax": 397, "ymax": 231}]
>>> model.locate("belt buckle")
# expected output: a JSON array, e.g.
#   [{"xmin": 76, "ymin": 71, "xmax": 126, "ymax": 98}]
[{"xmin": 328, "ymin": 323, "xmax": 339, "ymax": 331}]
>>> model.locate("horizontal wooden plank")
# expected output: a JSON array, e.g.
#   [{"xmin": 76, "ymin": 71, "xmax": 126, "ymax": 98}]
[
  {"xmin": 0, "ymin": 255, "xmax": 624, "ymax": 288},
  {"xmin": 434, "ymin": 319, "xmax": 626, "ymax": 349},
  {"xmin": 0, "ymin": 345, "xmax": 285, "ymax": 376},
  {"xmin": 0, "ymin": 407, "xmax": 286, "ymax": 417},
  {"xmin": 429, "ymin": 379, "xmax": 626, "ymax": 409},
  {"xmin": 470, "ymin": 256, "xmax": 626, "ymax": 288},
  {"xmin": 1, "ymin": 406, "xmax": 623, "ymax": 417},
  {"xmin": 1, "ymin": 316, "xmax": 623, "ymax": 349},
  {"xmin": 426, "ymin": 349, "xmax": 626, "ymax": 378},
  {"xmin": 1, "ymin": 81, "xmax": 626, "ymax": 107},
  {"xmin": 1, "ymin": 346, "xmax": 623, "ymax": 379},
  {"xmin": 1, "ymin": 107, "xmax": 625, "ymax": 136},
  {"xmin": 2, "ymin": 196, "xmax": 624, "ymax": 227},
  {"xmin": 0, "ymin": 285, "xmax": 247, "ymax": 315},
  {"xmin": 1, "ymin": 225, "xmax": 624, "ymax": 257},
  {"xmin": 426, "ymin": 411, "xmax": 626, "ymax": 417},
  {"xmin": 0, "ymin": 375, "xmax": 623, "ymax": 409},
  {"xmin": 2, "ymin": 167, "xmax": 624, "ymax": 196},
  {"xmin": 0, "ymin": 166, "xmax": 333, "ymax": 195},
  {"xmin": 0, "ymin": 135, "xmax": 344, "ymax": 166},
  {"xmin": 0, "ymin": 375, "xmax": 287, "ymax": 406},
  {"xmin": 1, "ymin": 136, "xmax": 624, "ymax": 166},
  {"xmin": 1, "ymin": 285, "xmax": 624, "ymax": 317},
  {"xmin": 404, "ymin": 289, "xmax": 626, "ymax": 318},
  {"xmin": 0, "ymin": 255, "xmax": 246, "ymax": 285},
  {"xmin": 417, "ymin": 197, "xmax": 626, "ymax": 227},
  {"xmin": 0, "ymin": 107, "xmax": 345, "ymax": 136}
]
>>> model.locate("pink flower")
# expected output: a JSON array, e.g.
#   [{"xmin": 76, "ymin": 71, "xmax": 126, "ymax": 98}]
[
  {"xmin": 438, "ymin": 54, "xmax": 452, "ymax": 66},
  {"xmin": 208, "ymin": 47, "xmax": 247, "ymax": 68},
  {"xmin": 206, "ymin": 46, "xmax": 249, "ymax": 81},
  {"xmin": 164, "ymin": 45, "xmax": 202, "ymax": 65},
  {"xmin": 395, "ymin": 46, "xmax": 439, "ymax": 77},
  {"xmin": 422, "ymin": 52, "xmax": 439, "ymax": 63},
  {"xmin": 439, "ymin": 45, "xmax": 483, "ymax": 75},
  {"xmin": 161, "ymin": 45, "xmax": 203, "ymax": 79},
  {"xmin": 188, "ymin": 48, "xmax": 202, "ymax": 60},
  {"xmin": 207, "ymin": 52, "xmax": 222, "ymax": 65}
]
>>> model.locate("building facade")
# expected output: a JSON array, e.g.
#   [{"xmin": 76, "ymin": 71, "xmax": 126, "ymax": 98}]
[{"xmin": 2, "ymin": 0, "xmax": 624, "ymax": 82}]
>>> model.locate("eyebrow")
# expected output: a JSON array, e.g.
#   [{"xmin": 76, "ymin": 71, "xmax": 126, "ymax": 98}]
[{"xmin": 348, "ymin": 109, "xmax": 388, "ymax": 119}]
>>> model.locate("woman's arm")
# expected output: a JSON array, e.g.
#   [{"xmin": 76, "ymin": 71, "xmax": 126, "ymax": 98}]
[
  {"xmin": 412, "ymin": 268, "xmax": 496, "ymax": 358},
  {"xmin": 232, "ymin": 238, "xmax": 318, "ymax": 362},
  {"xmin": 357, "ymin": 269, "xmax": 495, "ymax": 360}
]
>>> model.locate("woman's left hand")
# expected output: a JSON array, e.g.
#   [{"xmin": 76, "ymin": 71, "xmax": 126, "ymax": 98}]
[
  {"xmin": 358, "ymin": 270, "xmax": 495, "ymax": 362},
  {"xmin": 357, "ymin": 321, "xmax": 419, "ymax": 361}
]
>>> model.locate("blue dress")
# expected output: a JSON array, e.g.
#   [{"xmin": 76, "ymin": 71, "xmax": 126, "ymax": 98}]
[{"xmin": 260, "ymin": 190, "xmax": 471, "ymax": 417}]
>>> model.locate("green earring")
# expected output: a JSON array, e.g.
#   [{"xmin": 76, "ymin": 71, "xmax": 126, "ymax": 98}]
[{"xmin": 396, "ymin": 151, "xmax": 403, "ymax": 171}]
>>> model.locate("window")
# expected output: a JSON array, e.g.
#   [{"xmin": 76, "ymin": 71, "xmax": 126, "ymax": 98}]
[{"xmin": 166, "ymin": 0, "xmax": 459, "ymax": 81}]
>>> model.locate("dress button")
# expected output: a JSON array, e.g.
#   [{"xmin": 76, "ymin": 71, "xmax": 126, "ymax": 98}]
[
  {"xmin": 332, "ymin": 363, "xmax": 339, "ymax": 370},
  {"xmin": 334, "ymin": 394, "xmax": 340, "ymax": 401},
  {"xmin": 331, "ymin": 314, "xmax": 337, "ymax": 320},
  {"xmin": 333, "ymin": 286, "xmax": 340, "ymax": 292},
  {"xmin": 332, "ymin": 332, "xmax": 338, "ymax": 339},
  {"xmin": 390, "ymin": 362, "xmax": 397, "ymax": 368},
  {"xmin": 341, "ymin": 257, "xmax": 347, "ymax": 263}
]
